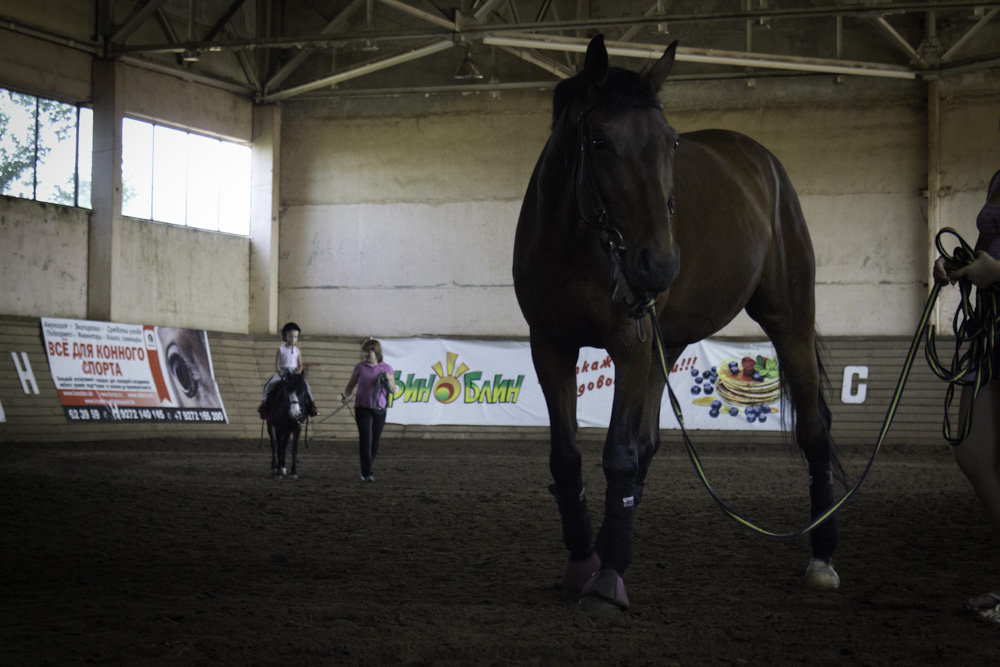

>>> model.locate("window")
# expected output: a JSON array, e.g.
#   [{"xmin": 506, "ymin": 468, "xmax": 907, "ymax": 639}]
[
  {"xmin": 0, "ymin": 87, "xmax": 92, "ymax": 208},
  {"xmin": 122, "ymin": 117, "xmax": 251, "ymax": 235}
]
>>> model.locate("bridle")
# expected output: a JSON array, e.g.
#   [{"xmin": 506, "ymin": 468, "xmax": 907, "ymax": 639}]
[
  {"xmin": 277, "ymin": 378, "xmax": 307, "ymax": 425},
  {"xmin": 571, "ymin": 102, "xmax": 677, "ymax": 323}
]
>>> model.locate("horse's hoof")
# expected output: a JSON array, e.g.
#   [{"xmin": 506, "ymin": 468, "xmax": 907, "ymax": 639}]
[
  {"xmin": 564, "ymin": 552, "xmax": 601, "ymax": 591},
  {"xmin": 578, "ymin": 597, "xmax": 628, "ymax": 626},
  {"xmin": 289, "ymin": 474, "xmax": 298, "ymax": 480},
  {"xmin": 280, "ymin": 467, "xmax": 287, "ymax": 477},
  {"xmin": 578, "ymin": 568, "xmax": 629, "ymax": 624},
  {"xmin": 803, "ymin": 557, "xmax": 840, "ymax": 591}
]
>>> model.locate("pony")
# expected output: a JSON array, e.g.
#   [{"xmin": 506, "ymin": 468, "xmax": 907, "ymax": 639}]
[
  {"xmin": 265, "ymin": 371, "xmax": 311, "ymax": 479},
  {"xmin": 512, "ymin": 35, "xmax": 839, "ymax": 619}
]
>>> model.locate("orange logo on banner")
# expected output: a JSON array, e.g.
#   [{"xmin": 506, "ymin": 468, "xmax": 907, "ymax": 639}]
[
  {"xmin": 431, "ymin": 352, "xmax": 469, "ymax": 404},
  {"xmin": 143, "ymin": 326, "xmax": 172, "ymax": 403}
]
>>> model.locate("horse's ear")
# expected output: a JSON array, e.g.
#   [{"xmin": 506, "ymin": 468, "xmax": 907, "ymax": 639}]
[
  {"xmin": 647, "ymin": 40, "xmax": 678, "ymax": 91},
  {"xmin": 584, "ymin": 34, "xmax": 609, "ymax": 86}
]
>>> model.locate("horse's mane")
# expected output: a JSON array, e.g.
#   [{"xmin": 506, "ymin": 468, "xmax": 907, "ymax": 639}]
[
  {"xmin": 551, "ymin": 67, "xmax": 660, "ymax": 128},
  {"xmin": 282, "ymin": 371, "xmax": 306, "ymax": 393}
]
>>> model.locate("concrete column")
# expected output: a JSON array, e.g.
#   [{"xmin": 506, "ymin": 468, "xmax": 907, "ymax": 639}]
[
  {"xmin": 88, "ymin": 59, "xmax": 124, "ymax": 322},
  {"xmin": 249, "ymin": 103, "xmax": 281, "ymax": 335}
]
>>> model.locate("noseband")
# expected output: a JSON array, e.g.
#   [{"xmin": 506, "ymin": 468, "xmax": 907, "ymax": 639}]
[{"xmin": 572, "ymin": 103, "xmax": 674, "ymax": 321}]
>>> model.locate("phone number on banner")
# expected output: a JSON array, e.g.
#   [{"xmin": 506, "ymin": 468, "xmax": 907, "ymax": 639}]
[{"xmin": 64, "ymin": 407, "xmax": 228, "ymax": 423}]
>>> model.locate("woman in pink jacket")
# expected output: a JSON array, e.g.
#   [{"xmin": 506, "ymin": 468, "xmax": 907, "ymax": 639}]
[{"xmin": 342, "ymin": 338, "xmax": 398, "ymax": 482}]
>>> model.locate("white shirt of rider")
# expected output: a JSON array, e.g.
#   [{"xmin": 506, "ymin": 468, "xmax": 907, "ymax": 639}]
[{"xmin": 277, "ymin": 344, "xmax": 300, "ymax": 372}]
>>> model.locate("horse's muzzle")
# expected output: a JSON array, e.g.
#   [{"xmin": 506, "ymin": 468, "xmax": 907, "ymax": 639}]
[{"xmin": 631, "ymin": 246, "xmax": 680, "ymax": 294}]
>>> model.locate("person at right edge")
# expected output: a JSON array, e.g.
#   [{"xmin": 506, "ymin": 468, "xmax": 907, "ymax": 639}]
[
  {"xmin": 341, "ymin": 338, "xmax": 398, "ymax": 483},
  {"xmin": 934, "ymin": 166, "xmax": 1000, "ymax": 625}
]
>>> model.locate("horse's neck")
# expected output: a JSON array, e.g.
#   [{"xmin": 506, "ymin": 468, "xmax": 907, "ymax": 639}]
[{"xmin": 534, "ymin": 131, "xmax": 581, "ymax": 228}]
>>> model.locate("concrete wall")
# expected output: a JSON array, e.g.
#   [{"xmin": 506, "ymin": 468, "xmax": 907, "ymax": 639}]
[
  {"xmin": 114, "ymin": 218, "xmax": 250, "ymax": 331},
  {"xmin": 279, "ymin": 97, "xmax": 546, "ymax": 337},
  {"xmin": 277, "ymin": 72, "xmax": 999, "ymax": 339},
  {"xmin": 0, "ymin": 30, "xmax": 254, "ymax": 333},
  {"xmin": 109, "ymin": 66, "xmax": 253, "ymax": 332},
  {"xmin": 0, "ymin": 197, "xmax": 90, "ymax": 318}
]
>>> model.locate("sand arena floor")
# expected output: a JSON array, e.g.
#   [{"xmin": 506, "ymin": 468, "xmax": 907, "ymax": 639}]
[{"xmin": 1, "ymin": 436, "xmax": 997, "ymax": 665}]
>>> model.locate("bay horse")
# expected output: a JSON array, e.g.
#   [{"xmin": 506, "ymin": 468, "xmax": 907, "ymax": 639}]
[
  {"xmin": 265, "ymin": 372, "xmax": 310, "ymax": 479},
  {"xmin": 512, "ymin": 35, "xmax": 839, "ymax": 619}
]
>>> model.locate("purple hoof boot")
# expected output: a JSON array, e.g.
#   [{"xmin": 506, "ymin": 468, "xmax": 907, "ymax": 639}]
[
  {"xmin": 579, "ymin": 568, "xmax": 629, "ymax": 612},
  {"xmin": 563, "ymin": 552, "xmax": 601, "ymax": 591}
]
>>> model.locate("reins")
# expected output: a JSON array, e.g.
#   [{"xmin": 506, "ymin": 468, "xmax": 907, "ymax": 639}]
[
  {"xmin": 644, "ymin": 295, "xmax": 885, "ymax": 537},
  {"xmin": 634, "ymin": 227, "xmax": 993, "ymax": 537}
]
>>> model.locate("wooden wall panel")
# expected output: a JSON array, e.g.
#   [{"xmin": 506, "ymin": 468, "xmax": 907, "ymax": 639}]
[{"xmin": 0, "ymin": 316, "xmax": 965, "ymax": 450}]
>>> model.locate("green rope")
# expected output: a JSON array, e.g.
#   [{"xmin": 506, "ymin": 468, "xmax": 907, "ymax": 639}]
[{"xmin": 642, "ymin": 227, "xmax": 990, "ymax": 536}]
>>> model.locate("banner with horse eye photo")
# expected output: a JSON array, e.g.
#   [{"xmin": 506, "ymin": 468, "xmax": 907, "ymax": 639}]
[
  {"xmin": 41, "ymin": 317, "xmax": 228, "ymax": 424},
  {"xmin": 383, "ymin": 338, "xmax": 787, "ymax": 431}
]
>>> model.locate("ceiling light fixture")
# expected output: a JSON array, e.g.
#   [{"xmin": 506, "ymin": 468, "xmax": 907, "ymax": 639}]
[{"xmin": 454, "ymin": 47, "xmax": 483, "ymax": 80}]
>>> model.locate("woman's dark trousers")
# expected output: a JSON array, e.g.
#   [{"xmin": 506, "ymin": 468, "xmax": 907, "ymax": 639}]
[{"xmin": 356, "ymin": 407, "xmax": 386, "ymax": 477}]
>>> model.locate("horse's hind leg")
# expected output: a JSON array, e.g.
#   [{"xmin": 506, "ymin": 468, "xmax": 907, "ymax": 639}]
[
  {"xmin": 748, "ymin": 298, "xmax": 840, "ymax": 589},
  {"xmin": 530, "ymin": 336, "xmax": 598, "ymax": 589},
  {"xmin": 268, "ymin": 424, "xmax": 279, "ymax": 477}
]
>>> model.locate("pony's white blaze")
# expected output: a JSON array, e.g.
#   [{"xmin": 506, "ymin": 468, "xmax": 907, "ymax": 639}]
[{"xmin": 289, "ymin": 396, "xmax": 302, "ymax": 420}]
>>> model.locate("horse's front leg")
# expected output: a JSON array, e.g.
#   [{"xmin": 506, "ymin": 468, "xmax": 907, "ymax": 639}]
[
  {"xmin": 289, "ymin": 427, "xmax": 300, "ymax": 479},
  {"xmin": 277, "ymin": 432, "xmax": 288, "ymax": 477},
  {"xmin": 530, "ymin": 336, "xmax": 599, "ymax": 590},
  {"xmin": 583, "ymin": 342, "xmax": 654, "ymax": 616}
]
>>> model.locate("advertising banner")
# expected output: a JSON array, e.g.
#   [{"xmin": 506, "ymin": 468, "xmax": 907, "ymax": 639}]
[
  {"xmin": 383, "ymin": 338, "xmax": 788, "ymax": 431},
  {"xmin": 41, "ymin": 317, "xmax": 228, "ymax": 424}
]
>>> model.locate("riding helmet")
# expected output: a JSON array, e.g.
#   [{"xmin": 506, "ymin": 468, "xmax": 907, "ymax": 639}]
[{"xmin": 281, "ymin": 322, "xmax": 301, "ymax": 341}]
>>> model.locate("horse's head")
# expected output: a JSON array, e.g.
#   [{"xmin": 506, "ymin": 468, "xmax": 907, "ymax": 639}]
[
  {"xmin": 282, "ymin": 372, "xmax": 306, "ymax": 421},
  {"xmin": 555, "ymin": 35, "xmax": 681, "ymax": 303}
]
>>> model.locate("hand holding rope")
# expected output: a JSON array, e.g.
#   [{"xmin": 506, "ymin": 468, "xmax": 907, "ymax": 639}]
[{"xmin": 924, "ymin": 228, "xmax": 1000, "ymax": 445}]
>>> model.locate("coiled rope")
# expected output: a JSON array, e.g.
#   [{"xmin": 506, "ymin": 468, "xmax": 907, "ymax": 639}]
[{"xmin": 924, "ymin": 227, "xmax": 1000, "ymax": 445}]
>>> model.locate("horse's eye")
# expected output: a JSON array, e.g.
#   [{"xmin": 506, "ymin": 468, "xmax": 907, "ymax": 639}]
[
  {"xmin": 167, "ymin": 346, "xmax": 199, "ymax": 398},
  {"xmin": 591, "ymin": 135, "xmax": 609, "ymax": 150}
]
